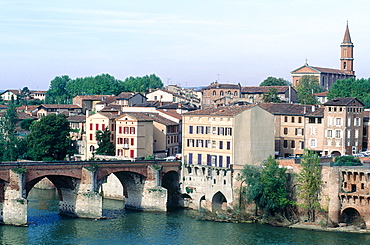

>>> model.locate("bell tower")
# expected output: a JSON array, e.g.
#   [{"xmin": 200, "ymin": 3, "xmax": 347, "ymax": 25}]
[{"xmin": 340, "ymin": 22, "xmax": 354, "ymax": 74}]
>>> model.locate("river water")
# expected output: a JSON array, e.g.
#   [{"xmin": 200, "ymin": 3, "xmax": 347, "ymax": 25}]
[{"xmin": 0, "ymin": 188, "xmax": 369, "ymax": 245}]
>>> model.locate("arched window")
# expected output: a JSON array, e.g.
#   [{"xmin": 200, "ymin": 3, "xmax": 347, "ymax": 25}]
[
  {"xmin": 220, "ymin": 91, "xmax": 224, "ymax": 96},
  {"xmin": 234, "ymin": 91, "xmax": 238, "ymax": 96},
  {"xmin": 90, "ymin": 145, "xmax": 95, "ymax": 152},
  {"xmin": 213, "ymin": 91, "xmax": 216, "ymax": 96}
]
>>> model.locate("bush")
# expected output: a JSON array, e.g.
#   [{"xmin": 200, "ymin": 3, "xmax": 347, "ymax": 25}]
[{"xmin": 334, "ymin": 155, "xmax": 362, "ymax": 166}]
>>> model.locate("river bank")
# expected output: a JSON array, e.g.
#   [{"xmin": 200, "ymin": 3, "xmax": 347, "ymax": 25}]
[{"xmin": 189, "ymin": 208, "xmax": 370, "ymax": 234}]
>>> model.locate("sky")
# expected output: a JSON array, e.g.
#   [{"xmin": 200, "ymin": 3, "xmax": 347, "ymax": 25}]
[{"xmin": 1, "ymin": 0, "xmax": 370, "ymax": 90}]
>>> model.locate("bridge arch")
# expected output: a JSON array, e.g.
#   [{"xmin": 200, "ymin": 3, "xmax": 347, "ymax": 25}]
[
  {"xmin": 99, "ymin": 170, "xmax": 147, "ymax": 211},
  {"xmin": 341, "ymin": 207, "xmax": 366, "ymax": 228},
  {"xmin": 161, "ymin": 171, "xmax": 180, "ymax": 211},
  {"xmin": 212, "ymin": 191, "xmax": 227, "ymax": 212}
]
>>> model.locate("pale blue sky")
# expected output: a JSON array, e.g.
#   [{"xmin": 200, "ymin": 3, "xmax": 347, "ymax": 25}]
[{"xmin": 1, "ymin": 0, "xmax": 370, "ymax": 90}]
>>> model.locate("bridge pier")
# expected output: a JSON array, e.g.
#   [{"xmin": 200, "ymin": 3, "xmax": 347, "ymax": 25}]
[
  {"xmin": 140, "ymin": 165, "xmax": 167, "ymax": 212},
  {"xmin": 2, "ymin": 170, "xmax": 27, "ymax": 226},
  {"xmin": 59, "ymin": 167, "xmax": 102, "ymax": 219}
]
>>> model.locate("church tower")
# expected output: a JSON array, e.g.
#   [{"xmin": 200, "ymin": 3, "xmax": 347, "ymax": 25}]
[{"xmin": 340, "ymin": 22, "xmax": 354, "ymax": 74}]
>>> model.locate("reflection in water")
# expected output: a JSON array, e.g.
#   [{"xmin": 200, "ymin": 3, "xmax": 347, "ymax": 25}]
[{"xmin": 0, "ymin": 188, "xmax": 369, "ymax": 244}]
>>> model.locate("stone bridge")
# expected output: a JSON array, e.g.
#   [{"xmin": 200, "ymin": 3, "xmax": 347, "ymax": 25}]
[
  {"xmin": 339, "ymin": 168, "xmax": 370, "ymax": 229},
  {"xmin": 0, "ymin": 160, "xmax": 180, "ymax": 226}
]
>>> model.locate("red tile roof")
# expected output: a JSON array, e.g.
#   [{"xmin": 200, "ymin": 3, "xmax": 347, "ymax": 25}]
[
  {"xmin": 183, "ymin": 104, "xmax": 256, "ymax": 116},
  {"xmin": 241, "ymin": 86, "xmax": 291, "ymax": 94}
]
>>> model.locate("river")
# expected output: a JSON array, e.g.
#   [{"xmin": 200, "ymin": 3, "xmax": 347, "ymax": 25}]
[{"xmin": 0, "ymin": 188, "xmax": 369, "ymax": 245}]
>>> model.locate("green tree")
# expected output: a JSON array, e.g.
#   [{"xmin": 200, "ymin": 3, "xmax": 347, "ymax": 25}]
[
  {"xmin": 262, "ymin": 87, "xmax": 282, "ymax": 103},
  {"xmin": 20, "ymin": 118, "xmax": 34, "ymax": 131},
  {"xmin": 45, "ymin": 75, "xmax": 71, "ymax": 104},
  {"xmin": 295, "ymin": 75, "xmax": 323, "ymax": 105},
  {"xmin": 18, "ymin": 86, "xmax": 31, "ymax": 105},
  {"xmin": 95, "ymin": 128, "xmax": 115, "ymax": 156},
  {"xmin": 260, "ymin": 77, "xmax": 291, "ymax": 86},
  {"xmin": 27, "ymin": 114, "xmax": 73, "ymax": 161},
  {"xmin": 240, "ymin": 156, "xmax": 293, "ymax": 216},
  {"xmin": 296, "ymin": 149, "xmax": 322, "ymax": 222},
  {"xmin": 0, "ymin": 99, "xmax": 19, "ymax": 161},
  {"xmin": 327, "ymin": 78, "xmax": 370, "ymax": 108},
  {"xmin": 123, "ymin": 74, "xmax": 163, "ymax": 92}
]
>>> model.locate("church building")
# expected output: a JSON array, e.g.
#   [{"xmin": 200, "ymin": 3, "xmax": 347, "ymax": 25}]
[{"xmin": 291, "ymin": 23, "xmax": 355, "ymax": 90}]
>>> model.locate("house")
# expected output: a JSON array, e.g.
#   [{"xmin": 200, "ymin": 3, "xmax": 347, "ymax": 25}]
[
  {"xmin": 314, "ymin": 91, "xmax": 328, "ymax": 104},
  {"xmin": 259, "ymin": 103, "xmax": 313, "ymax": 158},
  {"xmin": 241, "ymin": 86, "xmax": 297, "ymax": 104},
  {"xmin": 72, "ymin": 95, "xmax": 114, "ymax": 114},
  {"xmin": 36, "ymin": 104, "xmax": 83, "ymax": 118},
  {"xmin": 95, "ymin": 92, "xmax": 147, "ymax": 112},
  {"xmin": 30, "ymin": 90, "xmax": 47, "ymax": 101},
  {"xmin": 199, "ymin": 82, "xmax": 241, "ymax": 109},
  {"xmin": 182, "ymin": 104, "xmax": 274, "ymax": 167},
  {"xmin": 85, "ymin": 112, "xmax": 118, "ymax": 159},
  {"xmin": 291, "ymin": 24, "xmax": 355, "ymax": 90},
  {"xmin": 115, "ymin": 113, "xmax": 154, "ymax": 159},
  {"xmin": 0, "ymin": 90, "xmax": 20, "ymax": 101}
]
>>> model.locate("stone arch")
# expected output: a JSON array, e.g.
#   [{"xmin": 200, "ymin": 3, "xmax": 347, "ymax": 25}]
[
  {"xmin": 99, "ymin": 171, "xmax": 147, "ymax": 211},
  {"xmin": 331, "ymin": 150, "xmax": 341, "ymax": 156},
  {"xmin": 25, "ymin": 175, "xmax": 78, "ymax": 199},
  {"xmin": 199, "ymin": 195, "xmax": 206, "ymax": 209},
  {"xmin": 341, "ymin": 207, "xmax": 366, "ymax": 228},
  {"xmin": 161, "ymin": 171, "xmax": 180, "ymax": 211},
  {"xmin": 211, "ymin": 191, "xmax": 227, "ymax": 212}
]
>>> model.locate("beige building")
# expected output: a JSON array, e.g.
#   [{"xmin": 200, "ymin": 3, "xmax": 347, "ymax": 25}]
[
  {"xmin": 322, "ymin": 97, "xmax": 364, "ymax": 156},
  {"xmin": 259, "ymin": 103, "xmax": 311, "ymax": 158},
  {"xmin": 115, "ymin": 113, "xmax": 154, "ymax": 159},
  {"xmin": 181, "ymin": 104, "xmax": 274, "ymax": 210},
  {"xmin": 85, "ymin": 112, "xmax": 118, "ymax": 159},
  {"xmin": 36, "ymin": 104, "xmax": 83, "ymax": 118}
]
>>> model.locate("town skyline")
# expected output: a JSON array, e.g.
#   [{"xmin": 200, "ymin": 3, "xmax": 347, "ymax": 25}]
[{"xmin": 2, "ymin": 1, "xmax": 370, "ymax": 90}]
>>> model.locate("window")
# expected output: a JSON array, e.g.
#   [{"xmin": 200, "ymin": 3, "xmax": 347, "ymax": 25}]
[
  {"xmin": 226, "ymin": 156, "xmax": 231, "ymax": 168},
  {"xmin": 354, "ymin": 118, "xmax": 361, "ymax": 127},
  {"xmin": 309, "ymin": 118, "xmax": 315, "ymax": 124},
  {"xmin": 291, "ymin": 140, "xmax": 295, "ymax": 149},
  {"xmin": 226, "ymin": 127, "xmax": 232, "ymax": 136},
  {"xmin": 226, "ymin": 141, "xmax": 231, "ymax": 150},
  {"xmin": 206, "ymin": 126, "xmax": 211, "ymax": 134},
  {"xmin": 220, "ymin": 91, "xmax": 224, "ymax": 96},
  {"xmin": 283, "ymin": 140, "xmax": 288, "ymax": 148},
  {"xmin": 219, "ymin": 156, "xmax": 223, "ymax": 167},
  {"xmin": 198, "ymin": 154, "xmax": 202, "ymax": 165},
  {"xmin": 89, "ymin": 134, "xmax": 93, "ymax": 141},
  {"xmin": 335, "ymin": 130, "xmax": 341, "ymax": 138},
  {"xmin": 213, "ymin": 91, "xmax": 216, "ymax": 96},
  {"xmin": 96, "ymin": 124, "xmax": 99, "ymax": 130},
  {"xmin": 212, "ymin": 140, "xmax": 216, "ymax": 149},
  {"xmin": 234, "ymin": 91, "xmax": 238, "ymax": 96},
  {"xmin": 291, "ymin": 117, "xmax": 295, "ymax": 123},
  {"xmin": 310, "ymin": 139, "xmax": 317, "ymax": 147},
  {"xmin": 130, "ymin": 127, "xmax": 135, "ymax": 134},
  {"xmin": 335, "ymin": 118, "xmax": 342, "ymax": 126},
  {"xmin": 299, "ymin": 141, "xmax": 304, "ymax": 149},
  {"xmin": 327, "ymin": 130, "xmax": 332, "ymax": 138},
  {"xmin": 119, "ymin": 126, "xmax": 122, "ymax": 134},
  {"xmin": 310, "ymin": 126, "xmax": 316, "ymax": 135},
  {"xmin": 298, "ymin": 117, "xmax": 302, "ymax": 123},
  {"xmin": 219, "ymin": 141, "xmax": 223, "ymax": 149},
  {"xmin": 283, "ymin": 128, "xmax": 288, "ymax": 135},
  {"xmin": 131, "ymin": 138, "xmax": 134, "ymax": 145},
  {"xmin": 218, "ymin": 127, "xmax": 224, "ymax": 135},
  {"xmin": 102, "ymin": 124, "xmax": 105, "ymax": 130},
  {"xmin": 284, "ymin": 116, "xmax": 288, "ymax": 122},
  {"xmin": 355, "ymin": 129, "xmax": 359, "ymax": 139},
  {"xmin": 123, "ymin": 127, "xmax": 129, "ymax": 134},
  {"xmin": 189, "ymin": 126, "xmax": 193, "ymax": 134},
  {"xmin": 348, "ymin": 118, "xmax": 351, "ymax": 127},
  {"xmin": 212, "ymin": 127, "xmax": 217, "ymax": 135},
  {"xmin": 188, "ymin": 153, "xmax": 193, "ymax": 164},
  {"xmin": 317, "ymin": 118, "xmax": 322, "ymax": 124},
  {"xmin": 90, "ymin": 123, "xmax": 93, "ymax": 130}
]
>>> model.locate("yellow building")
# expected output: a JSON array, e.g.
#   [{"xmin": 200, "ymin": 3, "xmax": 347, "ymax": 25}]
[{"xmin": 182, "ymin": 104, "xmax": 274, "ymax": 168}]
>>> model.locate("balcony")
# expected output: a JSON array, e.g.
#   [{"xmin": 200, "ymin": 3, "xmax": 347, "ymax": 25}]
[{"xmin": 122, "ymin": 144, "xmax": 129, "ymax": 149}]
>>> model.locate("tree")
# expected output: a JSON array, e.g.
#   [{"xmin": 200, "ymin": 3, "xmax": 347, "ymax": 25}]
[
  {"xmin": 262, "ymin": 87, "xmax": 282, "ymax": 103},
  {"xmin": 123, "ymin": 74, "xmax": 163, "ymax": 93},
  {"xmin": 20, "ymin": 118, "xmax": 34, "ymax": 131},
  {"xmin": 296, "ymin": 149, "xmax": 322, "ymax": 222},
  {"xmin": 0, "ymin": 99, "xmax": 19, "ymax": 161},
  {"xmin": 45, "ymin": 75, "xmax": 71, "ymax": 104},
  {"xmin": 95, "ymin": 128, "xmax": 115, "ymax": 156},
  {"xmin": 260, "ymin": 77, "xmax": 291, "ymax": 87},
  {"xmin": 18, "ymin": 86, "xmax": 31, "ymax": 105},
  {"xmin": 295, "ymin": 75, "xmax": 323, "ymax": 105},
  {"xmin": 240, "ymin": 156, "xmax": 293, "ymax": 217},
  {"xmin": 327, "ymin": 78, "xmax": 370, "ymax": 108},
  {"xmin": 27, "ymin": 114, "xmax": 73, "ymax": 161}
]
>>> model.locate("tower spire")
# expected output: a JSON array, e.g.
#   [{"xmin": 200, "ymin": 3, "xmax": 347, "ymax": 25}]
[{"xmin": 340, "ymin": 22, "xmax": 354, "ymax": 74}]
